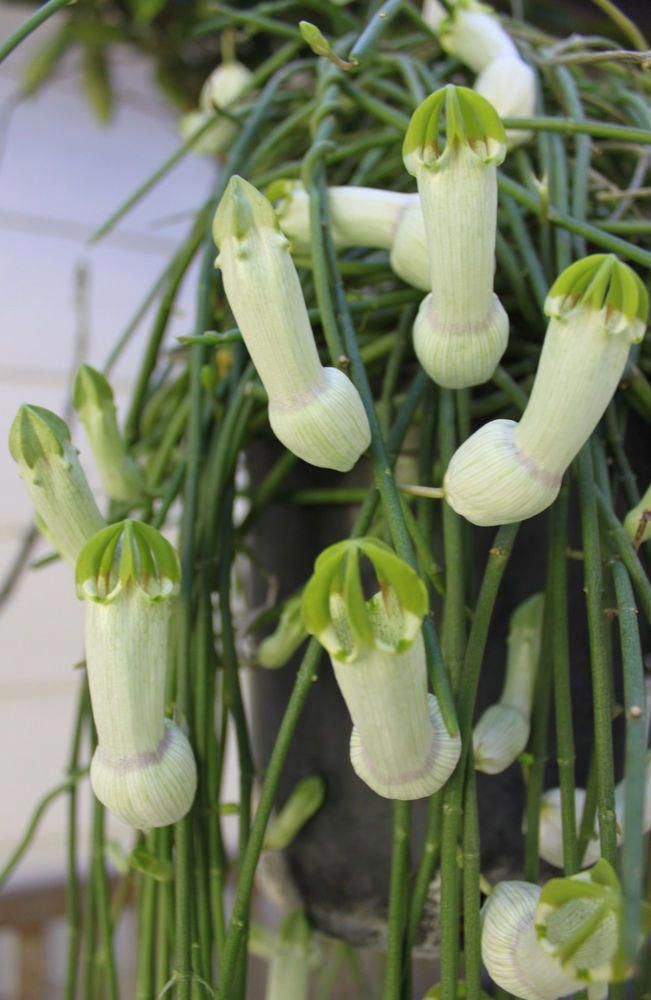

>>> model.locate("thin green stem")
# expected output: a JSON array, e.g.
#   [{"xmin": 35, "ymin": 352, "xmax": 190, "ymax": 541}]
[
  {"xmin": 611, "ymin": 561, "xmax": 648, "ymax": 969},
  {"xmin": 91, "ymin": 798, "xmax": 118, "ymax": 999},
  {"xmin": 383, "ymin": 801, "xmax": 411, "ymax": 1000},
  {"xmin": 0, "ymin": 0, "xmax": 72, "ymax": 65},
  {"xmin": 523, "ymin": 598, "xmax": 555, "ymax": 883},
  {"xmin": 595, "ymin": 487, "xmax": 651, "ymax": 621},
  {"xmin": 549, "ymin": 483, "xmax": 579, "ymax": 874},
  {"xmin": 462, "ymin": 764, "xmax": 481, "ymax": 1000},
  {"xmin": 439, "ymin": 524, "xmax": 520, "ymax": 1000},
  {"xmin": 576, "ymin": 446, "xmax": 618, "ymax": 865},
  {"xmin": 500, "ymin": 116, "xmax": 651, "ymax": 143},
  {"xmin": 64, "ymin": 683, "xmax": 88, "ymax": 1000},
  {"xmin": 439, "ymin": 390, "xmax": 467, "ymax": 690}
]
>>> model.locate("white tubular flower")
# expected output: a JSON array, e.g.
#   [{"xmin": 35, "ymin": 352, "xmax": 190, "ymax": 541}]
[
  {"xmin": 624, "ymin": 482, "xmax": 651, "ymax": 546},
  {"xmin": 434, "ymin": 0, "xmax": 518, "ymax": 72},
  {"xmin": 474, "ymin": 593, "xmax": 543, "ymax": 774},
  {"xmin": 403, "ymin": 85, "xmax": 509, "ymax": 389},
  {"xmin": 72, "ymin": 364, "xmax": 144, "ymax": 502},
  {"xmin": 270, "ymin": 181, "xmax": 429, "ymax": 291},
  {"xmin": 302, "ymin": 539, "xmax": 461, "ymax": 800},
  {"xmin": 77, "ymin": 520, "xmax": 197, "ymax": 830},
  {"xmin": 481, "ymin": 881, "xmax": 595, "ymax": 1000},
  {"xmin": 475, "ymin": 56, "xmax": 536, "ymax": 146},
  {"xmin": 9, "ymin": 404, "xmax": 105, "ymax": 566},
  {"xmin": 214, "ymin": 176, "xmax": 371, "ymax": 472},
  {"xmin": 535, "ymin": 859, "xmax": 649, "ymax": 985},
  {"xmin": 445, "ymin": 254, "xmax": 648, "ymax": 526},
  {"xmin": 179, "ymin": 60, "xmax": 252, "ymax": 156}
]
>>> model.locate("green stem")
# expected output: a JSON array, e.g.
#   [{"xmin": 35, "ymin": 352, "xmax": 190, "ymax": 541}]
[
  {"xmin": 611, "ymin": 561, "xmax": 648, "ymax": 968},
  {"xmin": 0, "ymin": 0, "xmax": 73, "ymax": 65},
  {"xmin": 500, "ymin": 116, "xmax": 651, "ymax": 143},
  {"xmin": 91, "ymin": 797, "xmax": 118, "ymax": 999},
  {"xmin": 64, "ymin": 683, "xmax": 88, "ymax": 1000},
  {"xmin": 439, "ymin": 390, "xmax": 467, "ymax": 690},
  {"xmin": 549, "ymin": 483, "xmax": 579, "ymax": 874},
  {"xmin": 523, "ymin": 599, "xmax": 555, "ymax": 882},
  {"xmin": 576, "ymin": 446, "xmax": 618, "ymax": 865},
  {"xmin": 383, "ymin": 801, "xmax": 411, "ymax": 1000},
  {"xmin": 462, "ymin": 764, "xmax": 481, "ymax": 1000},
  {"xmin": 594, "ymin": 487, "xmax": 651, "ymax": 621},
  {"xmin": 439, "ymin": 524, "xmax": 520, "ymax": 1000}
]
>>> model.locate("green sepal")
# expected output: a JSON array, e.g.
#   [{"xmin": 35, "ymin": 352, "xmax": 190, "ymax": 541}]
[
  {"xmin": 403, "ymin": 84, "xmax": 507, "ymax": 175},
  {"xmin": 213, "ymin": 175, "xmax": 279, "ymax": 250},
  {"xmin": 301, "ymin": 537, "xmax": 428, "ymax": 661},
  {"xmin": 76, "ymin": 519, "xmax": 180, "ymax": 603},
  {"xmin": 9, "ymin": 404, "xmax": 71, "ymax": 468},
  {"xmin": 536, "ymin": 859, "xmax": 628, "ymax": 983},
  {"xmin": 545, "ymin": 254, "xmax": 648, "ymax": 342}
]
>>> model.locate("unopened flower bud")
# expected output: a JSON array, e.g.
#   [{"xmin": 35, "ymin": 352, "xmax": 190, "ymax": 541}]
[
  {"xmin": 473, "ymin": 593, "xmax": 543, "ymax": 773},
  {"xmin": 72, "ymin": 364, "xmax": 144, "ymax": 502},
  {"xmin": 180, "ymin": 60, "xmax": 252, "ymax": 156},
  {"xmin": 623, "ymin": 483, "xmax": 651, "ymax": 546},
  {"xmin": 9, "ymin": 404, "xmax": 105, "ymax": 565}
]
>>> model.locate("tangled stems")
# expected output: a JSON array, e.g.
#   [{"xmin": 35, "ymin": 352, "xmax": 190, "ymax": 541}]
[{"xmin": 438, "ymin": 523, "xmax": 520, "ymax": 1000}]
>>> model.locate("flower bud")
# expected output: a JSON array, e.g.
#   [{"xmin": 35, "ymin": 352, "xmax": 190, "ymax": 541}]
[
  {"xmin": 475, "ymin": 55, "xmax": 536, "ymax": 146},
  {"xmin": 77, "ymin": 519, "xmax": 197, "ymax": 829},
  {"xmin": 403, "ymin": 85, "xmax": 509, "ymax": 388},
  {"xmin": 270, "ymin": 181, "xmax": 429, "ymax": 291},
  {"xmin": 473, "ymin": 593, "xmax": 543, "ymax": 773},
  {"xmin": 72, "ymin": 364, "xmax": 144, "ymax": 502},
  {"xmin": 445, "ymin": 255, "xmax": 648, "ymax": 525},
  {"xmin": 623, "ymin": 483, "xmax": 651, "ymax": 546},
  {"xmin": 9, "ymin": 404, "xmax": 105, "ymax": 565},
  {"xmin": 430, "ymin": 0, "xmax": 519, "ymax": 72},
  {"xmin": 303, "ymin": 539, "xmax": 460, "ymax": 799},
  {"xmin": 264, "ymin": 775, "xmax": 325, "ymax": 851},
  {"xmin": 214, "ymin": 176, "xmax": 371, "ymax": 471},
  {"xmin": 257, "ymin": 592, "xmax": 308, "ymax": 669},
  {"xmin": 481, "ymin": 880, "xmax": 594, "ymax": 1000},
  {"xmin": 180, "ymin": 60, "xmax": 252, "ymax": 156}
]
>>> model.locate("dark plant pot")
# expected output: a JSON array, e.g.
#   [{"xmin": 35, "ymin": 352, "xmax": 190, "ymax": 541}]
[{"xmin": 245, "ymin": 428, "xmax": 633, "ymax": 952}]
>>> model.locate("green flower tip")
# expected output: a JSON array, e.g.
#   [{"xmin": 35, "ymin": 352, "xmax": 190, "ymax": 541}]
[
  {"xmin": 299, "ymin": 20, "xmax": 331, "ymax": 57},
  {"xmin": 545, "ymin": 254, "xmax": 648, "ymax": 342},
  {"xmin": 510, "ymin": 591, "xmax": 544, "ymax": 632},
  {"xmin": 424, "ymin": 982, "xmax": 492, "ymax": 999},
  {"xmin": 265, "ymin": 177, "xmax": 301, "ymax": 209},
  {"xmin": 76, "ymin": 519, "xmax": 180, "ymax": 603},
  {"xmin": 402, "ymin": 84, "xmax": 507, "ymax": 176},
  {"xmin": 263, "ymin": 774, "xmax": 325, "ymax": 850},
  {"xmin": 278, "ymin": 909, "xmax": 311, "ymax": 948},
  {"xmin": 9, "ymin": 404, "xmax": 71, "ymax": 469},
  {"xmin": 72, "ymin": 363, "xmax": 114, "ymax": 414},
  {"xmin": 302, "ymin": 537, "xmax": 428, "ymax": 662},
  {"xmin": 212, "ymin": 175, "xmax": 279, "ymax": 252}
]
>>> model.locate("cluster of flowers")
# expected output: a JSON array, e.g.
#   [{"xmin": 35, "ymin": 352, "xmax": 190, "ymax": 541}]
[
  {"xmin": 9, "ymin": 371, "xmax": 197, "ymax": 832},
  {"xmin": 8, "ymin": 2, "xmax": 649, "ymax": 993}
]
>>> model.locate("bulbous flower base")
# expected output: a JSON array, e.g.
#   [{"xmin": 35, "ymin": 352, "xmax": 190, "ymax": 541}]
[
  {"xmin": 349, "ymin": 694, "xmax": 461, "ymax": 799},
  {"xmin": 91, "ymin": 719, "xmax": 197, "ymax": 830},
  {"xmin": 413, "ymin": 293, "xmax": 509, "ymax": 389},
  {"xmin": 269, "ymin": 367, "xmax": 371, "ymax": 472},
  {"xmin": 444, "ymin": 419, "xmax": 561, "ymax": 526}
]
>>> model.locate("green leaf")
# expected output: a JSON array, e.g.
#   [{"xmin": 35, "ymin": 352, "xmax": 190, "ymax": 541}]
[
  {"xmin": 82, "ymin": 45, "xmax": 112, "ymax": 125},
  {"xmin": 22, "ymin": 24, "xmax": 71, "ymax": 96}
]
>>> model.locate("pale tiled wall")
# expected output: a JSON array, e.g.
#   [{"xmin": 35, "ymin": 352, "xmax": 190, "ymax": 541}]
[{"xmin": 0, "ymin": 0, "xmax": 214, "ymax": 900}]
